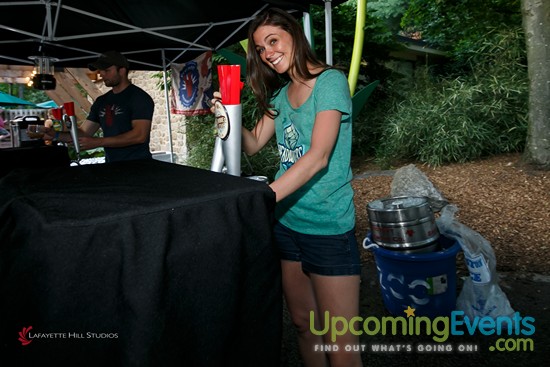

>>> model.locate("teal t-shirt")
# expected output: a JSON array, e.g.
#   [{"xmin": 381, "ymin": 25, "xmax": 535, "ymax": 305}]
[{"xmin": 271, "ymin": 69, "xmax": 355, "ymax": 235}]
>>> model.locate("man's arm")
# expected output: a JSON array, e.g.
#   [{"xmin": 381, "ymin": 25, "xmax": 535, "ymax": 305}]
[
  {"xmin": 44, "ymin": 120, "xmax": 99, "ymax": 144},
  {"xmin": 77, "ymin": 119, "xmax": 152, "ymax": 151}
]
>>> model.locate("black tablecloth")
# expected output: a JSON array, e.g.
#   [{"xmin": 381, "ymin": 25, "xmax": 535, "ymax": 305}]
[
  {"xmin": 0, "ymin": 160, "xmax": 281, "ymax": 366},
  {"xmin": 0, "ymin": 145, "xmax": 71, "ymax": 178}
]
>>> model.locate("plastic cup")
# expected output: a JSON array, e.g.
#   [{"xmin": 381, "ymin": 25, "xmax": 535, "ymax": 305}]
[
  {"xmin": 217, "ymin": 65, "xmax": 243, "ymax": 105},
  {"xmin": 51, "ymin": 107, "xmax": 63, "ymax": 120},
  {"xmin": 63, "ymin": 102, "xmax": 75, "ymax": 117}
]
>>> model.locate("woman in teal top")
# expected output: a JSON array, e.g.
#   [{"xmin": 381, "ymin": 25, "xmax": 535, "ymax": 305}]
[
  {"xmin": 270, "ymin": 68, "xmax": 355, "ymax": 237},
  {"xmin": 242, "ymin": 8, "xmax": 363, "ymax": 367}
]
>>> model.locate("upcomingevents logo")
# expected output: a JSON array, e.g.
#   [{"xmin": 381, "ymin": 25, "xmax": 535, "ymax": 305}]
[{"xmin": 310, "ymin": 308, "xmax": 536, "ymax": 353}]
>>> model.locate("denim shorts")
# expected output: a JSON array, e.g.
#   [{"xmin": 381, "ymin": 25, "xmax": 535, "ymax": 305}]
[{"xmin": 273, "ymin": 222, "xmax": 361, "ymax": 276}]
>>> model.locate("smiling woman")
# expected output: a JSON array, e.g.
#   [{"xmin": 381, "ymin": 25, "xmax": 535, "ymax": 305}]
[
  {"xmin": 238, "ymin": 7, "xmax": 363, "ymax": 367},
  {"xmin": 253, "ymin": 25, "xmax": 295, "ymax": 72}
]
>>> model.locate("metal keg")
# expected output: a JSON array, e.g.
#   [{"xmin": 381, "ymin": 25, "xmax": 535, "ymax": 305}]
[{"xmin": 367, "ymin": 196, "xmax": 439, "ymax": 253}]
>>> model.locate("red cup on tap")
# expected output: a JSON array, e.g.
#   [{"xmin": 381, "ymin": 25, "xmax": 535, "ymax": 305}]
[
  {"xmin": 51, "ymin": 107, "xmax": 63, "ymax": 121},
  {"xmin": 217, "ymin": 65, "xmax": 243, "ymax": 105},
  {"xmin": 63, "ymin": 101, "xmax": 75, "ymax": 117}
]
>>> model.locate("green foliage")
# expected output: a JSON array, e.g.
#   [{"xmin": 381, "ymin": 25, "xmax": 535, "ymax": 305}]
[
  {"xmin": 310, "ymin": 1, "xmax": 399, "ymax": 81},
  {"xmin": 351, "ymin": 69, "xmax": 403, "ymax": 157},
  {"xmin": 239, "ymin": 86, "xmax": 280, "ymax": 180},
  {"xmin": 184, "ymin": 114, "xmax": 217, "ymax": 169},
  {"xmin": 152, "ymin": 71, "xmax": 170, "ymax": 91},
  {"xmin": 368, "ymin": 0, "xmax": 408, "ymax": 31},
  {"xmin": 401, "ymin": 0, "xmax": 522, "ymax": 53},
  {"xmin": 311, "ymin": 2, "xmax": 357, "ymax": 67},
  {"xmin": 0, "ymin": 84, "xmax": 49, "ymax": 104},
  {"xmin": 373, "ymin": 28, "xmax": 528, "ymax": 167}
]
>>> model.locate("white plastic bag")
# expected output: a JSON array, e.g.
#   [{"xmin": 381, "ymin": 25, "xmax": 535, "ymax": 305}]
[
  {"xmin": 436, "ymin": 205, "xmax": 515, "ymax": 318},
  {"xmin": 390, "ymin": 164, "xmax": 448, "ymax": 211}
]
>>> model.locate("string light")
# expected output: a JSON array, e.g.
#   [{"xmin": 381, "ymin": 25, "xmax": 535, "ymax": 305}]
[{"xmin": 26, "ymin": 69, "xmax": 37, "ymax": 87}]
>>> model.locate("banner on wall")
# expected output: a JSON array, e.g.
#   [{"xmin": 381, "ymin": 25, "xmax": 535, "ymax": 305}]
[{"xmin": 170, "ymin": 51, "xmax": 213, "ymax": 116}]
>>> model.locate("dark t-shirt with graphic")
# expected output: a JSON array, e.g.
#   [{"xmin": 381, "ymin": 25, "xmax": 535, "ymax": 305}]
[{"xmin": 88, "ymin": 84, "xmax": 154, "ymax": 163}]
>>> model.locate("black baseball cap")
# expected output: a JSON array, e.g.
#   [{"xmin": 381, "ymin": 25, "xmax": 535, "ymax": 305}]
[{"xmin": 88, "ymin": 51, "xmax": 129, "ymax": 71}]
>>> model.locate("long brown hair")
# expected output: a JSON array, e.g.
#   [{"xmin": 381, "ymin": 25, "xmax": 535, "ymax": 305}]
[{"xmin": 246, "ymin": 7, "xmax": 328, "ymax": 119}]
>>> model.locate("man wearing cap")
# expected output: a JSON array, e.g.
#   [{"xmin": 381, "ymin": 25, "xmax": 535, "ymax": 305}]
[{"xmin": 46, "ymin": 50, "xmax": 155, "ymax": 163}]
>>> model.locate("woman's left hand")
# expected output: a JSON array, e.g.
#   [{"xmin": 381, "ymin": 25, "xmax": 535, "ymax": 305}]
[{"xmin": 210, "ymin": 91, "xmax": 222, "ymax": 113}]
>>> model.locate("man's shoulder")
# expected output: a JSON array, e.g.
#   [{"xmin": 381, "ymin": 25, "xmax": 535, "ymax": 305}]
[{"xmin": 128, "ymin": 84, "xmax": 153, "ymax": 100}]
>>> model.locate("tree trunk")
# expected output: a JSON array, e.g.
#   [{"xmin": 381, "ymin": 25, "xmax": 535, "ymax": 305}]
[{"xmin": 522, "ymin": 0, "xmax": 550, "ymax": 168}]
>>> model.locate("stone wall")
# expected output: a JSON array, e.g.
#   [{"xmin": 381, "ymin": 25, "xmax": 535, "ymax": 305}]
[{"xmin": 106, "ymin": 70, "xmax": 191, "ymax": 165}]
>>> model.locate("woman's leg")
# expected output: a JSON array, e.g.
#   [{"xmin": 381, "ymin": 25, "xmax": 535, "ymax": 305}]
[
  {"xmin": 276, "ymin": 223, "xmax": 363, "ymax": 366},
  {"xmin": 281, "ymin": 260, "xmax": 329, "ymax": 367},
  {"xmin": 311, "ymin": 274, "xmax": 363, "ymax": 367}
]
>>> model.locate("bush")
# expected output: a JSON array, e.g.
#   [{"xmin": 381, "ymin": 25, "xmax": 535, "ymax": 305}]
[
  {"xmin": 373, "ymin": 27, "xmax": 528, "ymax": 167},
  {"xmin": 184, "ymin": 115, "xmax": 216, "ymax": 170},
  {"xmin": 351, "ymin": 68, "xmax": 403, "ymax": 157}
]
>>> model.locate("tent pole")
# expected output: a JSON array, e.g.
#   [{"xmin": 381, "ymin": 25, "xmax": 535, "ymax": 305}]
[
  {"xmin": 303, "ymin": 11, "xmax": 313, "ymax": 46},
  {"xmin": 324, "ymin": 0, "xmax": 333, "ymax": 65},
  {"xmin": 161, "ymin": 49, "xmax": 174, "ymax": 163}
]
